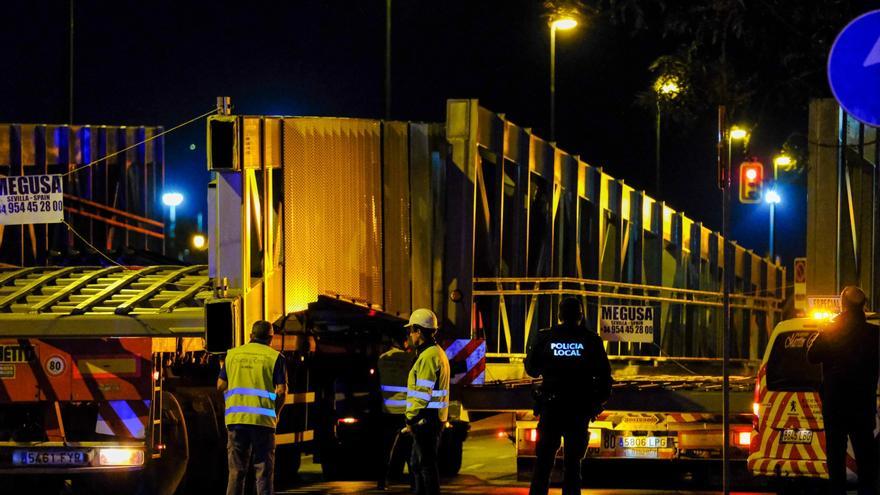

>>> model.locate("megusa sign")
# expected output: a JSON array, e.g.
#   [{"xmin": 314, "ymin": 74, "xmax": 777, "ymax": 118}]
[
  {"xmin": 0, "ymin": 174, "xmax": 64, "ymax": 225},
  {"xmin": 600, "ymin": 305, "xmax": 655, "ymax": 343}
]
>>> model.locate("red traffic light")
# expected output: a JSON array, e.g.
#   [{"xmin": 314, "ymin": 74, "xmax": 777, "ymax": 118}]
[{"xmin": 739, "ymin": 161, "xmax": 764, "ymax": 204}]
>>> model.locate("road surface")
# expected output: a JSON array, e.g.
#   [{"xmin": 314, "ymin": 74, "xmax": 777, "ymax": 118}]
[{"xmin": 280, "ymin": 427, "xmax": 773, "ymax": 494}]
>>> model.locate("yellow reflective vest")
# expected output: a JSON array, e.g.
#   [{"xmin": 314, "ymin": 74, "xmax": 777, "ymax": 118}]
[
  {"xmin": 224, "ymin": 342, "xmax": 280, "ymax": 428},
  {"xmin": 406, "ymin": 342, "xmax": 450, "ymax": 423},
  {"xmin": 378, "ymin": 346, "xmax": 415, "ymax": 415}
]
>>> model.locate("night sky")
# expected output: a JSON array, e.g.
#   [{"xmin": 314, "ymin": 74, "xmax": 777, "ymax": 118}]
[{"xmin": 3, "ymin": 0, "xmax": 868, "ymax": 270}]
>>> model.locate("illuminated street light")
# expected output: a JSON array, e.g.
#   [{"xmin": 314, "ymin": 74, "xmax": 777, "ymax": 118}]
[
  {"xmin": 654, "ymin": 75, "xmax": 682, "ymax": 99},
  {"xmin": 191, "ymin": 233, "xmax": 207, "ymax": 250},
  {"xmin": 162, "ymin": 192, "xmax": 184, "ymax": 207},
  {"xmin": 549, "ymin": 15, "xmax": 579, "ymax": 141},
  {"xmin": 653, "ymin": 73, "xmax": 683, "ymax": 197},
  {"xmin": 765, "ymin": 189, "xmax": 781, "ymax": 204},
  {"xmin": 773, "ymin": 154, "xmax": 792, "ymax": 169},
  {"xmin": 729, "ymin": 127, "xmax": 748, "ymax": 140},
  {"xmin": 162, "ymin": 192, "xmax": 184, "ymax": 242},
  {"xmin": 551, "ymin": 17, "xmax": 578, "ymax": 30}
]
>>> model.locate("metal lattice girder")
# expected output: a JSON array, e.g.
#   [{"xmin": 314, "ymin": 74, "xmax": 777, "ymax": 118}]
[
  {"xmin": 0, "ymin": 267, "xmax": 81, "ymax": 311},
  {"xmin": 0, "ymin": 265, "xmax": 210, "ymax": 338},
  {"xmin": 114, "ymin": 265, "xmax": 204, "ymax": 315},
  {"xmin": 29, "ymin": 266, "xmax": 123, "ymax": 313},
  {"xmin": 70, "ymin": 265, "xmax": 168, "ymax": 315}
]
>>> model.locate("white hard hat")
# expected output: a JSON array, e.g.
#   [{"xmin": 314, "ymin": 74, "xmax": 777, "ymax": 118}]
[{"xmin": 405, "ymin": 308, "xmax": 438, "ymax": 330}]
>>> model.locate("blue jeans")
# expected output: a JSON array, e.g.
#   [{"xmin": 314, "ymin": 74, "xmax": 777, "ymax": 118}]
[
  {"xmin": 226, "ymin": 426, "xmax": 276, "ymax": 495},
  {"xmin": 410, "ymin": 418, "xmax": 441, "ymax": 495}
]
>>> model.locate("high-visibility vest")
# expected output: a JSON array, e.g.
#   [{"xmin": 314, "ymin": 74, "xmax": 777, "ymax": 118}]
[
  {"xmin": 406, "ymin": 343, "xmax": 451, "ymax": 422},
  {"xmin": 378, "ymin": 347, "xmax": 415, "ymax": 414},
  {"xmin": 224, "ymin": 342, "xmax": 281, "ymax": 428}
]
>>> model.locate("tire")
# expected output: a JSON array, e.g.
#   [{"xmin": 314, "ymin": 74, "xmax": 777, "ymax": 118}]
[
  {"xmin": 148, "ymin": 391, "xmax": 190, "ymax": 495},
  {"xmin": 438, "ymin": 433, "xmax": 463, "ymax": 477},
  {"xmin": 274, "ymin": 445, "xmax": 302, "ymax": 490}
]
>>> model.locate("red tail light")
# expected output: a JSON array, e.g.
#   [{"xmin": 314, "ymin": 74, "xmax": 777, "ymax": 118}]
[
  {"xmin": 528, "ymin": 428, "xmax": 538, "ymax": 442},
  {"xmin": 737, "ymin": 431, "xmax": 752, "ymax": 447}
]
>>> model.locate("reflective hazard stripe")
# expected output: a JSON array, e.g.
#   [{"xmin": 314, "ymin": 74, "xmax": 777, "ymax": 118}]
[
  {"xmin": 381, "ymin": 385, "xmax": 408, "ymax": 393},
  {"xmin": 432, "ymin": 389, "xmax": 448, "ymax": 397},
  {"xmin": 384, "ymin": 399, "xmax": 407, "ymax": 407},
  {"xmin": 224, "ymin": 387, "xmax": 277, "ymax": 400},
  {"xmin": 225, "ymin": 405, "xmax": 277, "ymax": 418},
  {"xmin": 408, "ymin": 390, "xmax": 432, "ymax": 401},
  {"xmin": 415, "ymin": 379, "xmax": 435, "ymax": 389},
  {"xmin": 426, "ymin": 400, "xmax": 449, "ymax": 409}
]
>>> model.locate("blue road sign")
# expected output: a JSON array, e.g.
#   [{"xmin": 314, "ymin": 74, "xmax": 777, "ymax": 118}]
[{"xmin": 828, "ymin": 10, "xmax": 880, "ymax": 127}]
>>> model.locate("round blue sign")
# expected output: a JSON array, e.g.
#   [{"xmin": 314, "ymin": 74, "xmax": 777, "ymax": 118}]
[{"xmin": 828, "ymin": 10, "xmax": 880, "ymax": 127}]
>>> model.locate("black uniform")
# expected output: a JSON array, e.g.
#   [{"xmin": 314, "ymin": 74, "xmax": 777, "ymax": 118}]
[
  {"xmin": 524, "ymin": 322, "xmax": 611, "ymax": 495},
  {"xmin": 807, "ymin": 309, "xmax": 879, "ymax": 495}
]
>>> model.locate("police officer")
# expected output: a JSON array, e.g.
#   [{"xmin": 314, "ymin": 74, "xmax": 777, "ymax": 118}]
[
  {"xmin": 218, "ymin": 320, "xmax": 287, "ymax": 495},
  {"xmin": 525, "ymin": 297, "xmax": 612, "ymax": 495},
  {"xmin": 807, "ymin": 286, "xmax": 879, "ymax": 495},
  {"xmin": 403, "ymin": 308, "xmax": 450, "ymax": 495},
  {"xmin": 377, "ymin": 328, "xmax": 415, "ymax": 490}
]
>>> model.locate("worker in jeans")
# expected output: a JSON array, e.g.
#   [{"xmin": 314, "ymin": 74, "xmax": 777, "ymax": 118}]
[
  {"xmin": 218, "ymin": 320, "xmax": 287, "ymax": 495},
  {"xmin": 403, "ymin": 309, "xmax": 451, "ymax": 495}
]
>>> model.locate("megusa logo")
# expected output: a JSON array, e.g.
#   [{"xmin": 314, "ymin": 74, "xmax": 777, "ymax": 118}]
[{"xmin": 0, "ymin": 345, "xmax": 36, "ymax": 363}]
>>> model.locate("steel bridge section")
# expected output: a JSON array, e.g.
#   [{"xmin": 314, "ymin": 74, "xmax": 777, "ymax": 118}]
[
  {"xmin": 445, "ymin": 100, "xmax": 785, "ymax": 362},
  {"xmin": 807, "ymin": 99, "xmax": 880, "ymax": 308},
  {"xmin": 0, "ymin": 124, "xmax": 166, "ymax": 265}
]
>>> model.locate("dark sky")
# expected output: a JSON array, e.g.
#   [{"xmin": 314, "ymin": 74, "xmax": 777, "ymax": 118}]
[{"xmin": 1, "ymin": 0, "xmax": 836, "ymax": 267}]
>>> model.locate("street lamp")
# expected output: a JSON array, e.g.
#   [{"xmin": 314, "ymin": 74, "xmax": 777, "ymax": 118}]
[
  {"xmin": 549, "ymin": 15, "xmax": 577, "ymax": 142},
  {"xmin": 161, "ymin": 192, "xmax": 184, "ymax": 240},
  {"xmin": 653, "ymin": 73, "xmax": 682, "ymax": 196},
  {"xmin": 191, "ymin": 233, "xmax": 207, "ymax": 250}
]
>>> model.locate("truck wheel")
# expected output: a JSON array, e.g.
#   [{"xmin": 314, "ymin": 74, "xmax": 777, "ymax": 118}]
[
  {"xmin": 149, "ymin": 391, "xmax": 190, "ymax": 495},
  {"xmin": 274, "ymin": 445, "xmax": 302, "ymax": 489},
  {"xmin": 438, "ymin": 435, "xmax": 463, "ymax": 477}
]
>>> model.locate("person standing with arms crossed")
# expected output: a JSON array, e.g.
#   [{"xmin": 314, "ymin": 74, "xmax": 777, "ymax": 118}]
[
  {"xmin": 525, "ymin": 297, "xmax": 612, "ymax": 495},
  {"xmin": 403, "ymin": 309, "xmax": 450, "ymax": 495},
  {"xmin": 218, "ymin": 320, "xmax": 287, "ymax": 495},
  {"xmin": 808, "ymin": 286, "xmax": 879, "ymax": 495}
]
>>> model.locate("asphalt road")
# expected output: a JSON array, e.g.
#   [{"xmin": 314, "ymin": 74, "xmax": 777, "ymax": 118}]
[{"xmin": 279, "ymin": 431, "xmax": 773, "ymax": 495}]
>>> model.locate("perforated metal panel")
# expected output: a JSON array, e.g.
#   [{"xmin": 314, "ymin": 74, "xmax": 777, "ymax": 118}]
[{"xmin": 282, "ymin": 119, "xmax": 383, "ymax": 312}]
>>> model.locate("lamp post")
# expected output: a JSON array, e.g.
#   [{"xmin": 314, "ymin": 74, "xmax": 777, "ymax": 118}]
[
  {"xmin": 719, "ymin": 112, "xmax": 748, "ymax": 495},
  {"xmin": 162, "ymin": 192, "xmax": 184, "ymax": 241},
  {"xmin": 549, "ymin": 16, "xmax": 577, "ymax": 142},
  {"xmin": 654, "ymin": 75, "xmax": 681, "ymax": 196},
  {"xmin": 766, "ymin": 153, "xmax": 791, "ymax": 260}
]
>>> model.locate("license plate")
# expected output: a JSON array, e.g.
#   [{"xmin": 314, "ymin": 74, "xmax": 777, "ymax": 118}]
[
  {"xmin": 618, "ymin": 436, "xmax": 667, "ymax": 448},
  {"xmin": 13, "ymin": 450, "xmax": 88, "ymax": 466},
  {"xmin": 780, "ymin": 429, "xmax": 813, "ymax": 444}
]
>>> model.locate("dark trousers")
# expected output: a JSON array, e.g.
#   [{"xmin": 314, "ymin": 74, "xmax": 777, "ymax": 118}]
[
  {"xmin": 411, "ymin": 418, "xmax": 442, "ymax": 495},
  {"xmin": 378, "ymin": 413, "xmax": 411, "ymax": 488},
  {"xmin": 226, "ymin": 426, "xmax": 276, "ymax": 495},
  {"xmin": 825, "ymin": 414, "xmax": 878, "ymax": 495},
  {"xmin": 529, "ymin": 407, "xmax": 590, "ymax": 495}
]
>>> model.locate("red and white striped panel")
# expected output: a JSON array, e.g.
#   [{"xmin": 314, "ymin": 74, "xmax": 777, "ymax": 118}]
[{"xmin": 442, "ymin": 339, "xmax": 486, "ymax": 385}]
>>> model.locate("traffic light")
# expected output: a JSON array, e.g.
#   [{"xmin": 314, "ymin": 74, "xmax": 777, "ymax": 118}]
[{"xmin": 739, "ymin": 161, "xmax": 764, "ymax": 203}]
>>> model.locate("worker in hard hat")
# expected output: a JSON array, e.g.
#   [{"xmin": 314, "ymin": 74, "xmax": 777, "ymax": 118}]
[
  {"xmin": 376, "ymin": 327, "xmax": 415, "ymax": 490},
  {"xmin": 525, "ymin": 297, "xmax": 612, "ymax": 495},
  {"xmin": 218, "ymin": 320, "xmax": 287, "ymax": 495},
  {"xmin": 403, "ymin": 308, "xmax": 450, "ymax": 495},
  {"xmin": 807, "ymin": 286, "xmax": 879, "ymax": 495}
]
